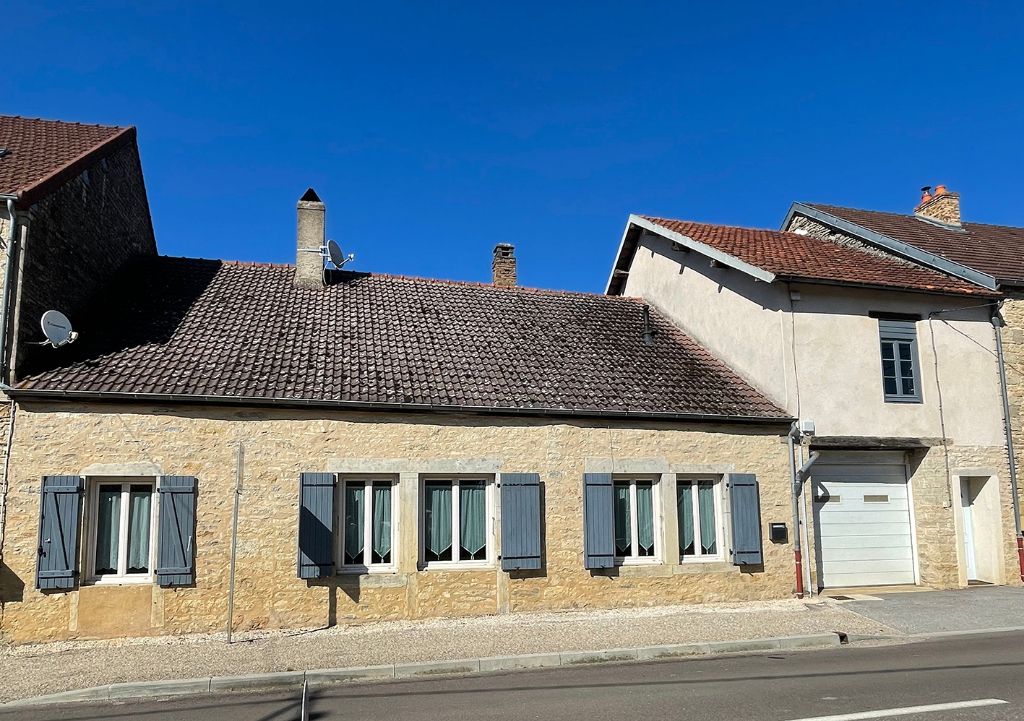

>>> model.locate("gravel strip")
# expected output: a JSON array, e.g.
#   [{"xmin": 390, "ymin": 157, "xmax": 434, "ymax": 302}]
[{"xmin": 0, "ymin": 599, "xmax": 895, "ymax": 702}]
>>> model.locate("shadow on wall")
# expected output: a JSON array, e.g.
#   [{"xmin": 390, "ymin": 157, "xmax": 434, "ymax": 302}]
[
  {"xmin": 0, "ymin": 562, "xmax": 25, "ymax": 603},
  {"xmin": 19, "ymin": 256, "xmax": 222, "ymax": 379}
]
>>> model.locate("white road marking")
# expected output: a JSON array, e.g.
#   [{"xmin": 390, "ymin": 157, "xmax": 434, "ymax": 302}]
[{"xmin": 785, "ymin": 698, "xmax": 1008, "ymax": 721}]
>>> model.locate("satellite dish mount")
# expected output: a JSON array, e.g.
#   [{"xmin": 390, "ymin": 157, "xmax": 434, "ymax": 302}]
[
  {"xmin": 298, "ymin": 238, "xmax": 355, "ymax": 270},
  {"xmin": 40, "ymin": 310, "xmax": 78, "ymax": 348}
]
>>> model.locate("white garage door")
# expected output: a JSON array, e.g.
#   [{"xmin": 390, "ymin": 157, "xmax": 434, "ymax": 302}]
[{"xmin": 812, "ymin": 453, "xmax": 916, "ymax": 588}]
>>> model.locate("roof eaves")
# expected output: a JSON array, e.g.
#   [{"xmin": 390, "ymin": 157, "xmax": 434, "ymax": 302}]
[
  {"xmin": 774, "ymin": 274, "xmax": 1000, "ymax": 299},
  {"xmin": 785, "ymin": 202, "xmax": 998, "ymax": 291},
  {"xmin": 629, "ymin": 214, "xmax": 777, "ymax": 283},
  {"xmin": 8, "ymin": 387, "xmax": 795, "ymax": 425},
  {"xmin": 15, "ymin": 125, "xmax": 136, "ymax": 207}
]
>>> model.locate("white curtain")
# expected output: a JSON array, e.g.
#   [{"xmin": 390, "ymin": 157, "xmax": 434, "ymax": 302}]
[
  {"xmin": 372, "ymin": 484, "xmax": 392, "ymax": 562},
  {"xmin": 425, "ymin": 483, "xmax": 452, "ymax": 560},
  {"xmin": 636, "ymin": 483, "xmax": 654, "ymax": 556},
  {"xmin": 459, "ymin": 483, "xmax": 486, "ymax": 559},
  {"xmin": 95, "ymin": 486, "xmax": 121, "ymax": 574},
  {"xmin": 126, "ymin": 486, "xmax": 152, "ymax": 572}
]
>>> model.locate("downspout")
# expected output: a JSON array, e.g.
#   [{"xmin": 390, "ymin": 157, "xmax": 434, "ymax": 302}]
[
  {"xmin": 992, "ymin": 302, "xmax": 1024, "ymax": 581},
  {"xmin": 787, "ymin": 425, "xmax": 822, "ymax": 597},
  {"xmin": 0, "ymin": 198, "xmax": 21, "ymax": 566}
]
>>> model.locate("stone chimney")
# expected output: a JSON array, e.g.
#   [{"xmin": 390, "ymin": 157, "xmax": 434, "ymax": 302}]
[
  {"xmin": 295, "ymin": 188, "xmax": 325, "ymax": 287},
  {"xmin": 492, "ymin": 243, "xmax": 516, "ymax": 287},
  {"xmin": 914, "ymin": 184, "xmax": 961, "ymax": 227}
]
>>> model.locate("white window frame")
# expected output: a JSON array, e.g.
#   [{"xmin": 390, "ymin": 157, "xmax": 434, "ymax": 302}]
[
  {"xmin": 85, "ymin": 477, "xmax": 159, "ymax": 585},
  {"xmin": 613, "ymin": 475, "xmax": 662, "ymax": 566},
  {"xmin": 677, "ymin": 476, "xmax": 724, "ymax": 563},
  {"xmin": 337, "ymin": 475, "xmax": 399, "ymax": 574},
  {"xmin": 418, "ymin": 475, "xmax": 495, "ymax": 570}
]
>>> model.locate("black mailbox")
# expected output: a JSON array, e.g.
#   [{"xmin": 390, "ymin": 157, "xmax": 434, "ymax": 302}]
[{"xmin": 769, "ymin": 522, "xmax": 788, "ymax": 544}]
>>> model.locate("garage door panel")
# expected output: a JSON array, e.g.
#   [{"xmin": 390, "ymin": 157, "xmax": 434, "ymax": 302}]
[
  {"xmin": 820, "ymin": 546, "xmax": 914, "ymax": 562},
  {"xmin": 813, "ymin": 456, "xmax": 915, "ymax": 587},
  {"xmin": 821, "ymin": 559, "xmax": 913, "ymax": 574},
  {"xmin": 816, "ymin": 521, "xmax": 913, "ymax": 537},
  {"xmin": 822, "ymin": 570, "xmax": 916, "ymax": 587}
]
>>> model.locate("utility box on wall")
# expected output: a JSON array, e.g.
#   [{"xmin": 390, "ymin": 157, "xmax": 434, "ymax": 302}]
[{"xmin": 769, "ymin": 522, "xmax": 788, "ymax": 544}]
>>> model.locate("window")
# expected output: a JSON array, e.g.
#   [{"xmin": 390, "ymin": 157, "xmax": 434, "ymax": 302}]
[
  {"xmin": 878, "ymin": 319, "xmax": 922, "ymax": 403},
  {"xmin": 613, "ymin": 477, "xmax": 660, "ymax": 564},
  {"xmin": 339, "ymin": 478, "xmax": 397, "ymax": 571},
  {"xmin": 420, "ymin": 477, "xmax": 492, "ymax": 567},
  {"xmin": 678, "ymin": 478, "xmax": 722, "ymax": 561},
  {"xmin": 87, "ymin": 479, "xmax": 157, "ymax": 583}
]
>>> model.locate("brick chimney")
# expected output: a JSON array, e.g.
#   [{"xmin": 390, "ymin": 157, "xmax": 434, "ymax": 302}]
[
  {"xmin": 295, "ymin": 188, "xmax": 325, "ymax": 287},
  {"xmin": 492, "ymin": 244, "xmax": 516, "ymax": 287},
  {"xmin": 914, "ymin": 184, "xmax": 961, "ymax": 227}
]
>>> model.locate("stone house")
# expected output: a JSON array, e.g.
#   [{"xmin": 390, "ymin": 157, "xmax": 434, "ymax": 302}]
[
  {"xmin": 0, "ymin": 116, "xmax": 157, "ymax": 588},
  {"xmin": 780, "ymin": 190, "xmax": 1024, "ymax": 585},
  {"xmin": 0, "ymin": 118, "xmax": 799, "ymax": 641},
  {"xmin": 607, "ymin": 212, "xmax": 1019, "ymax": 593}
]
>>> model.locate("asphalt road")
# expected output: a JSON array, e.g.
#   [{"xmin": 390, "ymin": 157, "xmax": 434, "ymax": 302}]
[{"xmin": 5, "ymin": 631, "xmax": 1023, "ymax": 721}]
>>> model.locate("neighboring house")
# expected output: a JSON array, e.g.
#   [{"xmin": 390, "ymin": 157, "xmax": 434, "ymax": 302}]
[
  {"xmin": 0, "ymin": 116, "xmax": 157, "ymax": 570},
  {"xmin": 607, "ymin": 213, "xmax": 1019, "ymax": 592},
  {"xmin": 781, "ymin": 188, "xmax": 1024, "ymax": 584},
  {"xmin": 0, "ymin": 145, "xmax": 798, "ymax": 641}
]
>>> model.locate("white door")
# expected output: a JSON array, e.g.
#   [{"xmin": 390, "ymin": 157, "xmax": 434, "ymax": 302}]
[
  {"xmin": 960, "ymin": 479, "xmax": 978, "ymax": 580},
  {"xmin": 812, "ymin": 453, "xmax": 916, "ymax": 588}
]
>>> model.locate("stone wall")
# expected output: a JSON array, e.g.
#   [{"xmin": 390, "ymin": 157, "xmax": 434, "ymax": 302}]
[
  {"xmin": 11, "ymin": 140, "xmax": 156, "ymax": 380},
  {"xmin": 0, "ymin": 402, "xmax": 795, "ymax": 644},
  {"xmin": 993, "ymin": 292, "xmax": 1024, "ymax": 568}
]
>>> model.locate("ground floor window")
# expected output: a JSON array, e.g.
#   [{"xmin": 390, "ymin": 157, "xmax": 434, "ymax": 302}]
[
  {"xmin": 421, "ymin": 477, "xmax": 492, "ymax": 566},
  {"xmin": 613, "ymin": 477, "xmax": 659, "ymax": 563},
  {"xmin": 88, "ymin": 480, "xmax": 156, "ymax": 582},
  {"xmin": 340, "ymin": 478, "xmax": 396, "ymax": 570},
  {"xmin": 678, "ymin": 478, "xmax": 721, "ymax": 561}
]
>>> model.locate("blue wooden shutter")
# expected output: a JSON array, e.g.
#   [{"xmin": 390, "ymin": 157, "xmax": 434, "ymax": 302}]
[
  {"xmin": 156, "ymin": 476, "xmax": 197, "ymax": 587},
  {"xmin": 500, "ymin": 473, "xmax": 542, "ymax": 571},
  {"xmin": 298, "ymin": 472, "xmax": 335, "ymax": 579},
  {"xmin": 583, "ymin": 473, "xmax": 615, "ymax": 569},
  {"xmin": 728, "ymin": 473, "xmax": 763, "ymax": 566},
  {"xmin": 36, "ymin": 476, "xmax": 83, "ymax": 590}
]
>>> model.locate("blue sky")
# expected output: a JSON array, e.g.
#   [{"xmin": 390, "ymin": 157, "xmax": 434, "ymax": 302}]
[{"xmin": 9, "ymin": 2, "xmax": 1024, "ymax": 291}]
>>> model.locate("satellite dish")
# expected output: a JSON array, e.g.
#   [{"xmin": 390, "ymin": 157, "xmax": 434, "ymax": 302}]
[
  {"xmin": 325, "ymin": 239, "xmax": 354, "ymax": 269},
  {"xmin": 40, "ymin": 310, "xmax": 78, "ymax": 348}
]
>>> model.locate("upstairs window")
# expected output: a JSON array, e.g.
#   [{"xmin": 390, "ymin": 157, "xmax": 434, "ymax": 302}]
[{"xmin": 878, "ymin": 318, "xmax": 922, "ymax": 403}]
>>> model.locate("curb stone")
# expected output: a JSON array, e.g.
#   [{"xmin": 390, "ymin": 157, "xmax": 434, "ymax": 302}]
[{"xmin": 4, "ymin": 631, "xmax": 844, "ymax": 708}]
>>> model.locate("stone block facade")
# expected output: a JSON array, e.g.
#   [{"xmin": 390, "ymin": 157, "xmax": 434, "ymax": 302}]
[{"xmin": 0, "ymin": 401, "xmax": 795, "ymax": 643}]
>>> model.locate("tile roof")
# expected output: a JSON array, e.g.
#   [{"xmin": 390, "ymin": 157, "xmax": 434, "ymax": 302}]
[
  {"xmin": 15, "ymin": 256, "xmax": 788, "ymax": 421},
  {"xmin": 0, "ymin": 115, "xmax": 130, "ymax": 204},
  {"xmin": 805, "ymin": 203, "xmax": 1024, "ymax": 286},
  {"xmin": 641, "ymin": 216, "xmax": 994, "ymax": 297}
]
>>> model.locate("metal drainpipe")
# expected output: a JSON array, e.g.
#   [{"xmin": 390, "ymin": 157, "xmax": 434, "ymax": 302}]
[
  {"xmin": 0, "ymin": 199, "xmax": 19, "ymax": 564},
  {"xmin": 788, "ymin": 422, "xmax": 805, "ymax": 597},
  {"xmin": 0, "ymin": 198, "xmax": 22, "ymax": 390},
  {"xmin": 992, "ymin": 303, "xmax": 1024, "ymax": 581}
]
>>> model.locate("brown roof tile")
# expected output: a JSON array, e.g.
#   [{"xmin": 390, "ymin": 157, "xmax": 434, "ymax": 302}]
[
  {"xmin": 16, "ymin": 256, "xmax": 788, "ymax": 421},
  {"xmin": 642, "ymin": 216, "xmax": 994, "ymax": 297},
  {"xmin": 0, "ymin": 115, "xmax": 130, "ymax": 204},
  {"xmin": 806, "ymin": 203, "xmax": 1024, "ymax": 286}
]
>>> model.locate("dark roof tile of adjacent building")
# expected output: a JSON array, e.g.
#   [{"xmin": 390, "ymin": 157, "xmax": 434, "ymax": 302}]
[
  {"xmin": 16, "ymin": 256, "xmax": 788, "ymax": 421},
  {"xmin": 0, "ymin": 115, "xmax": 131, "ymax": 204},
  {"xmin": 641, "ymin": 216, "xmax": 994, "ymax": 297},
  {"xmin": 805, "ymin": 203, "xmax": 1024, "ymax": 286}
]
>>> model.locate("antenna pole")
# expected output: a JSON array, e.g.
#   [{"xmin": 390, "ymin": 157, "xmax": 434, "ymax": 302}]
[{"xmin": 226, "ymin": 442, "xmax": 243, "ymax": 643}]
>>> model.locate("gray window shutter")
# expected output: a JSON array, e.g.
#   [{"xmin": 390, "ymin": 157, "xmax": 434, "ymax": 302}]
[
  {"xmin": 298, "ymin": 472, "xmax": 335, "ymax": 579},
  {"xmin": 500, "ymin": 473, "xmax": 542, "ymax": 571},
  {"xmin": 728, "ymin": 473, "xmax": 763, "ymax": 566},
  {"xmin": 156, "ymin": 476, "xmax": 197, "ymax": 587},
  {"xmin": 36, "ymin": 476, "xmax": 83, "ymax": 590},
  {"xmin": 583, "ymin": 473, "xmax": 615, "ymax": 569}
]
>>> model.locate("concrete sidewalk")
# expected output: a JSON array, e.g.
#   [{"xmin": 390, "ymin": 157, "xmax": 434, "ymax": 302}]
[
  {"xmin": 0, "ymin": 599, "xmax": 892, "ymax": 703},
  {"xmin": 839, "ymin": 585, "xmax": 1024, "ymax": 634}
]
